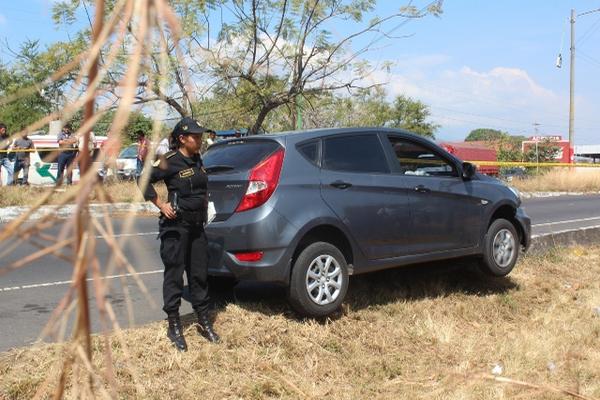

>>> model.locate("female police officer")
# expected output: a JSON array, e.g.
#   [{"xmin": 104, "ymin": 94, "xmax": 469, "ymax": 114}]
[{"xmin": 139, "ymin": 117, "xmax": 219, "ymax": 351}]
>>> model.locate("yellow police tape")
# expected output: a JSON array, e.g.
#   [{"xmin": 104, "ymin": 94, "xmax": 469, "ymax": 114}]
[
  {"xmin": 1, "ymin": 149, "xmax": 599, "ymax": 168},
  {"xmin": 0, "ymin": 147, "xmax": 83, "ymax": 153},
  {"xmin": 397, "ymin": 157, "xmax": 600, "ymax": 168},
  {"xmin": 468, "ymin": 160, "xmax": 600, "ymax": 168}
]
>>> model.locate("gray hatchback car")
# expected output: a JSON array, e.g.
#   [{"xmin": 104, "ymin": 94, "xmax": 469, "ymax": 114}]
[{"xmin": 203, "ymin": 128, "xmax": 531, "ymax": 317}]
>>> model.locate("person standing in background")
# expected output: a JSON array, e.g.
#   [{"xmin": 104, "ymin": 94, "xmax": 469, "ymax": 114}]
[
  {"xmin": 12, "ymin": 133, "xmax": 35, "ymax": 185},
  {"xmin": 206, "ymin": 130, "xmax": 217, "ymax": 147},
  {"xmin": 136, "ymin": 130, "xmax": 150, "ymax": 177},
  {"xmin": 78, "ymin": 130, "xmax": 97, "ymax": 159},
  {"xmin": 0, "ymin": 123, "xmax": 14, "ymax": 186},
  {"xmin": 56, "ymin": 123, "xmax": 78, "ymax": 186}
]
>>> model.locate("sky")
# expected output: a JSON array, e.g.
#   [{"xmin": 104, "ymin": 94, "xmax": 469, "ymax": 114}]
[{"xmin": 0, "ymin": 1, "xmax": 599, "ymax": 144}]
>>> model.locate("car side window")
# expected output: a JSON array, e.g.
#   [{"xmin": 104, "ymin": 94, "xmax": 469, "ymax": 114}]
[
  {"xmin": 386, "ymin": 136, "xmax": 458, "ymax": 177},
  {"xmin": 322, "ymin": 135, "xmax": 389, "ymax": 173},
  {"xmin": 297, "ymin": 140, "xmax": 319, "ymax": 166}
]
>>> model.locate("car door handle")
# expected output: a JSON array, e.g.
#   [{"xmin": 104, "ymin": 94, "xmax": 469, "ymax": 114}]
[
  {"xmin": 330, "ymin": 181, "xmax": 352, "ymax": 190},
  {"xmin": 414, "ymin": 185, "xmax": 431, "ymax": 193}
]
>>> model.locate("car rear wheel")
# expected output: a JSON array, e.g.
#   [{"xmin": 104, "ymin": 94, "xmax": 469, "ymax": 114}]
[
  {"xmin": 288, "ymin": 242, "xmax": 349, "ymax": 318},
  {"xmin": 479, "ymin": 218, "xmax": 520, "ymax": 277}
]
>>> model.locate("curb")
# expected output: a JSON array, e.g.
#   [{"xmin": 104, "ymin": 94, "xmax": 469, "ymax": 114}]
[
  {"xmin": 521, "ymin": 191, "xmax": 600, "ymax": 199},
  {"xmin": 529, "ymin": 225, "xmax": 600, "ymax": 253},
  {"xmin": 0, "ymin": 202, "xmax": 158, "ymax": 224}
]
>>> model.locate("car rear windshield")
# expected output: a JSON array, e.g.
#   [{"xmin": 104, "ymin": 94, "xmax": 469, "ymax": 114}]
[
  {"xmin": 203, "ymin": 140, "xmax": 281, "ymax": 173},
  {"xmin": 119, "ymin": 145, "xmax": 138, "ymax": 159}
]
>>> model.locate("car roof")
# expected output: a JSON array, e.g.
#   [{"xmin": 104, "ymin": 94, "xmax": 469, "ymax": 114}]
[{"xmin": 220, "ymin": 127, "xmax": 434, "ymax": 143}]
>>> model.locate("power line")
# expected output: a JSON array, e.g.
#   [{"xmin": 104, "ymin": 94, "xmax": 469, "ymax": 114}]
[
  {"xmin": 430, "ymin": 105, "xmax": 569, "ymax": 131},
  {"xmin": 576, "ymin": 14, "xmax": 600, "ymax": 45},
  {"xmin": 430, "ymin": 106, "xmax": 597, "ymax": 134},
  {"xmin": 578, "ymin": 49, "xmax": 600, "ymax": 68}
]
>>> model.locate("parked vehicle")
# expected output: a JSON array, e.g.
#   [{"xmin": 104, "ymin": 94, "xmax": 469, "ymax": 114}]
[
  {"xmin": 204, "ymin": 128, "xmax": 531, "ymax": 317},
  {"xmin": 115, "ymin": 144, "xmax": 139, "ymax": 180}
]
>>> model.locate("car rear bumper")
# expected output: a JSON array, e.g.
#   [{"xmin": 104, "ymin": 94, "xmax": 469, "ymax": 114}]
[{"xmin": 205, "ymin": 205, "xmax": 297, "ymax": 284}]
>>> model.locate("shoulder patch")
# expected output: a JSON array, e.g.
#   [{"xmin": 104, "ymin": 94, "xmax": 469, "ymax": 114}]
[
  {"xmin": 165, "ymin": 151, "xmax": 176, "ymax": 159},
  {"xmin": 152, "ymin": 159, "xmax": 161, "ymax": 167}
]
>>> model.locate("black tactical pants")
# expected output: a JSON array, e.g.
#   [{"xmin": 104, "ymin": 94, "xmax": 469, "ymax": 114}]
[{"xmin": 159, "ymin": 217, "xmax": 209, "ymax": 316}]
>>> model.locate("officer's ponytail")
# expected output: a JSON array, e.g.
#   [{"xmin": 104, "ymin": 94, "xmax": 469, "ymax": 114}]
[{"xmin": 169, "ymin": 130, "xmax": 181, "ymax": 151}]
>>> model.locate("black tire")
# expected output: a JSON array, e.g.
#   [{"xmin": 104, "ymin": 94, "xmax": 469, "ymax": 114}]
[
  {"xmin": 479, "ymin": 218, "xmax": 520, "ymax": 277},
  {"xmin": 288, "ymin": 242, "xmax": 349, "ymax": 318}
]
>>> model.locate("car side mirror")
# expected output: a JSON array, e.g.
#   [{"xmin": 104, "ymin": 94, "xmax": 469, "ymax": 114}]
[{"xmin": 462, "ymin": 162, "xmax": 476, "ymax": 180}]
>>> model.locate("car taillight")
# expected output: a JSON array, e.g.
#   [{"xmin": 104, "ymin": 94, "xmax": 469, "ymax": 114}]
[
  {"xmin": 236, "ymin": 148, "xmax": 284, "ymax": 212},
  {"xmin": 233, "ymin": 251, "xmax": 264, "ymax": 262}
]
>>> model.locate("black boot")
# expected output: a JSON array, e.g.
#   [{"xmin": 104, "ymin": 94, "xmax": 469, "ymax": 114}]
[
  {"xmin": 167, "ymin": 314, "xmax": 188, "ymax": 352},
  {"xmin": 196, "ymin": 311, "xmax": 220, "ymax": 343}
]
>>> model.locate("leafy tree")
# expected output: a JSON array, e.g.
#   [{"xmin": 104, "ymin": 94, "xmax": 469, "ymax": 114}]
[
  {"xmin": 522, "ymin": 138, "xmax": 561, "ymax": 174},
  {"xmin": 523, "ymin": 139, "xmax": 560, "ymax": 163},
  {"xmin": 496, "ymin": 135, "xmax": 526, "ymax": 162},
  {"xmin": 465, "ymin": 128, "xmax": 507, "ymax": 142},
  {"xmin": 386, "ymin": 95, "xmax": 438, "ymax": 138},
  {"xmin": 71, "ymin": 110, "xmax": 158, "ymax": 144},
  {"xmin": 199, "ymin": 0, "xmax": 442, "ymax": 134},
  {"xmin": 0, "ymin": 64, "xmax": 49, "ymax": 132},
  {"xmin": 299, "ymin": 89, "xmax": 438, "ymax": 138},
  {"xmin": 0, "ymin": 37, "xmax": 88, "ymax": 132},
  {"xmin": 51, "ymin": 0, "xmax": 443, "ymax": 134}
]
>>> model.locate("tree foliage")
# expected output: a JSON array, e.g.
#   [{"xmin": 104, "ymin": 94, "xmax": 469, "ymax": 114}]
[
  {"xmin": 465, "ymin": 128, "xmax": 507, "ymax": 142},
  {"xmin": 48, "ymin": 0, "xmax": 442, "ymax": 134},
  {"xmin": 299, "ymin": 88, "xmax": 438, "ymax": 138},
  {"xmin": 70, "ymin": 109, "xmax": 158, "ymax": 144},
  {"xmin": 0, "ymin": 38, "xmax": 86, "ymax": 131}
]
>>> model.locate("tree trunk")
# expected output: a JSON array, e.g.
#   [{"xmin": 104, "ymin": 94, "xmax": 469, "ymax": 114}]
[{"xmin": 248, "ymin": 104, "xmax": 274, "ymax": 135}]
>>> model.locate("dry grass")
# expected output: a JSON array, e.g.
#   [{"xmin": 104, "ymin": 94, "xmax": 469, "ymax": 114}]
[
  {"xmin": 511, "ymin": 168, "xmax": 600, "ymax": 193},
  {"xmin": 0, "ymin": 182, "xmax": 166, "ymax": 208},
  {"xmin": 2, "ymin": 246, "xmax": 600, "ymax": 399}
]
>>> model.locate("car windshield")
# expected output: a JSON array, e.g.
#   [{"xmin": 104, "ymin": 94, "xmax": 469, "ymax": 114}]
[{"xmin": 118, "ymin": 145, "xmax": 138, "ymax": 159}]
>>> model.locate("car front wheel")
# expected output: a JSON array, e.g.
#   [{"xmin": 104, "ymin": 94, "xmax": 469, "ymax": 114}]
[
  {"xmin": 288, "ymin": 242, "xmax": 349, "ymax": 318},
  {"xmin": 479, "ymin": 218, "xmax": 520, "ymax": 277}
]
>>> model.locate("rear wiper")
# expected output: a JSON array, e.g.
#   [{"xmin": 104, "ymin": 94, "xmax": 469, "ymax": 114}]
[{"xmin": 205, "ymin": 165, "xmax": 235, "ymax": 173}]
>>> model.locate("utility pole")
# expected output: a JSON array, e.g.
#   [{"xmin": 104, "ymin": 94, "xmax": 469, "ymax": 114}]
[
  {"xmin": 565, "ymin": 8, "xmax": 600, "ymax": 163},
  {"xmin": 533, "ymin": 122, "xmax": 541, "ymax": 174},
  {"xmin": 569, "ymin": 9, "xmax": 575, "ymax": 164}
]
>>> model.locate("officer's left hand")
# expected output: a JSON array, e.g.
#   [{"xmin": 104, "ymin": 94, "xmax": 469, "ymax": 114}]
[{"xmin": 159, "ymin": 202, "xmax": 177, "ymax": 219}]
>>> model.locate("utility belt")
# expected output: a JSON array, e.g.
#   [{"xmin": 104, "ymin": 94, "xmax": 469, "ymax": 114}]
[
  {"xmin": 158, "ymin": 210, "xmax": 205, "ymax": 236},
  {"xmin": 176, "ymin": 209, "xmax": 206, "ymax": 225}
]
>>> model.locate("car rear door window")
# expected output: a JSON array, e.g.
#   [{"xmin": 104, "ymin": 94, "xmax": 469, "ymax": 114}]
[
  {"xmin": 386, "ymin": 136, "xmax": 457, "ymax": 177},
  {"xmin": 297, "ymin": 140, "xmax": 319, "ymax": 166},
  {"xmin": 203, "ymin": 140, "xmax": 281, "ymax": 173},
  {"xmin": 322, "ymin": 135, "xmax": 389, "ymax": 173}
]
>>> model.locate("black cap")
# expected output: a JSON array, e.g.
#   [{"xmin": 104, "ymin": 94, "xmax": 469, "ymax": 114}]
[{"xmin": 172, "ymin": 117, "xmax": 209, "ymax": 137}]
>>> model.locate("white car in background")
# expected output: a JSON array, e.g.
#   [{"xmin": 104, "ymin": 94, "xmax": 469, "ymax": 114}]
[{"xmin": 115, "ymin": 144, "xmax": 138, "ymax": 180}]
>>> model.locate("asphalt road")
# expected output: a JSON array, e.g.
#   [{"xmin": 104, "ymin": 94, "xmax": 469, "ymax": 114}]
[{"xmin": 0, "ymin": 194, "xmax": 599, "ymax": 352}]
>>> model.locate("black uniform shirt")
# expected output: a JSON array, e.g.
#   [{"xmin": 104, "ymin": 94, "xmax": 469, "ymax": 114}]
[{"xmin": 143, "ymin": 150, "xmax": 208, "ymax": 212}]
